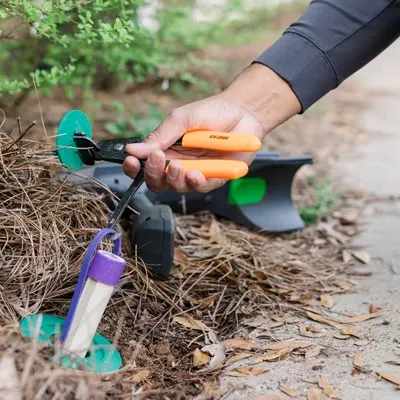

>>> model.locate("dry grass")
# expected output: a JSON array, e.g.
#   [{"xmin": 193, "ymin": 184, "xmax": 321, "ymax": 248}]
[{"xmin": 0, "ymin": 116, "xmax": 367, "ymax": 400}]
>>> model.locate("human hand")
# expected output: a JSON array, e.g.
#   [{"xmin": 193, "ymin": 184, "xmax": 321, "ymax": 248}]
[
  {"xmin": 123, "ymin": 64, "xmax": 301, "ymax": 193},
  {"xmin": 123, "ymin": 96, "xmax": 263, "ymax": 193}
]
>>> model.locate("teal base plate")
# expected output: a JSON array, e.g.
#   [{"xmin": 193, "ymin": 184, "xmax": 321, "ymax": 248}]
[
  {"xmin": 20, "ymin": 314, "xmax": 122, "ymax": 373},
  {"xmin": 55, "ymin": 110, "xmax": 92, "ymax": 171}
]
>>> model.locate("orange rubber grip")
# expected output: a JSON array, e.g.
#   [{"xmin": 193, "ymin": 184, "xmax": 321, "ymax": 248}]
[
  {"xmin": 181, "ymin": 130, "xmax": 261, "ymax": 152},
  {"xmin": 166, "ymin": 160, "xmax": 248, "ymax": 180}
]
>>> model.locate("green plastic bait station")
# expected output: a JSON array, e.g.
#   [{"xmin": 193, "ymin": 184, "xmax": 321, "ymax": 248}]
[
  {"xmin": 20, "ymin": 111, "xmax": 127, "ymax": 373},
  {"xmin": 19, "ymin": 109, "xmax": 314, "ymax": 372}
]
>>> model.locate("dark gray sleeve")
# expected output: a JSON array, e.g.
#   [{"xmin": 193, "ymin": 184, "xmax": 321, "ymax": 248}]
[{"xmin": 253, "ymin": 0, "xmax": 400, "ymax": 113}]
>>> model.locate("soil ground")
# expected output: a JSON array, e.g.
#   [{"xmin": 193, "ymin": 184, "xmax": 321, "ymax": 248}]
[{"xmin": 218, "ymin": 32, "xmax": 400, "ymax": 400}]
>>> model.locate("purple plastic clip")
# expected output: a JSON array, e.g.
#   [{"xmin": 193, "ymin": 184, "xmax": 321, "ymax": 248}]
[{"xmin": 60, "ymin": 228, "xmax": 122, "ymax": 342}]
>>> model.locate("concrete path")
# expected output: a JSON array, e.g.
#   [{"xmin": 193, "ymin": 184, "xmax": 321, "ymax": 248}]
[{"xmin": 219, "ymin": 40, "xmax": 400, "ymax": 400}]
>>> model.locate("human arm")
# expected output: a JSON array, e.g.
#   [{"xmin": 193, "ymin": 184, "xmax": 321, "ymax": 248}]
[
  {"xmin": 254, "ymin": 0, "xmax": 400, "ymax": 112},
  {"xmin": 123, "ymin": 0, "xmax": 400, "ymax": 193}
]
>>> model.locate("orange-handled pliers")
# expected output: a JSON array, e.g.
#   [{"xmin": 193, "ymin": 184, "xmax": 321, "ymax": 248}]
[
  {"xmin": 72, "ymin": 130, "xmax": 261, "ymax": 229},
  {"xmin": 167, "ymin": 130, "xmax": 261, "ymax": 180}
]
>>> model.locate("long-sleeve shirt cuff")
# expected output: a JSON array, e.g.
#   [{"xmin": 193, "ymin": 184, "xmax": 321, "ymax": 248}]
[
  {"xmin": 254, "ymin": 32, "xmax": 337, "ymax": 113},
  {"xmin": 252, "ymin": 0, "xmax": 400, "ymax": 114}
]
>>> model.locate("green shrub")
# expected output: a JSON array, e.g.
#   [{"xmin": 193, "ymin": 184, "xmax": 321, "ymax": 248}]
[
  {"xmin": 105, "ymin": 103, "xmax": 166, "ymax": 138},
  {"xmin": 0, "ymin": 0, "xmax": 246, "ymax": 106},
  {"xmin": 300, "ymin": 177, "xmax": 338, "ymax": 225}
]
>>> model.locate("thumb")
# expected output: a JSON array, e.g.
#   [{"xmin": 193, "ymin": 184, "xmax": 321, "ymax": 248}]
[{"xmin": 126, "ymin": 109, "xmax": 188, "ymax": 159}]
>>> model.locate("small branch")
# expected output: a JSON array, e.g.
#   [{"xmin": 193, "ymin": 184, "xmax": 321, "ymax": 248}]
[
  {"xmin": 0, "ymin": 108, "xmax": 6, "ymax": 129},
  {"xmin": 5, "ymin": 120, "xmax": 37, "ymax": 152},
  {"xmin": 17, "ymin": 117, "xmax": 22, "ymax": 136}
]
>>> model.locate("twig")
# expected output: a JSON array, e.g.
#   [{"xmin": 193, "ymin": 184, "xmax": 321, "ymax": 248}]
[
  {"xmin": 32, "ymin": 76, "xmax": 48, "ymax": 145},
  {"xmin": 17, "ymin": 116, "xmax": 22, "ymax": 136},
  {"xmin": 4, "ymin": 121, "xmax": 37, "ymax": 152},
  {"xmin": 0, "ymin": 108, "xmax": 6, "ymax": 129}
]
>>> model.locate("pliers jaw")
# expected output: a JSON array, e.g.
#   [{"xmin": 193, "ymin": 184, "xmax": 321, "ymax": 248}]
[
  {"xmin": 72, "ymin": 134, "xmax": 143, "ymax": 166},
  {"xmin": 73, "ymin": 132, "xmax": 99, "ymax": 165}
]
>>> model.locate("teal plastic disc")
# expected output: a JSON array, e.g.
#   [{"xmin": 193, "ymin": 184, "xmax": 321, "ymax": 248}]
[
  {"xmin": 20, "ymin": 314, "xmax": 122, "ymax": 373},
  {"xmin": 55, "ymin": 110, "xmax": 92, "ymax": 171}
]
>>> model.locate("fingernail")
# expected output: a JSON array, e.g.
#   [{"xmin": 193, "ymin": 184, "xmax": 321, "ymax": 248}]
[
  {"xmin": 148, "ymin": 151, "xmax": 160, "ymax": 168},
  {"xmin": 188, "ymin": 176, "xmax": 198, "ymax": 186},
  {"xmin": 168, "ymin": 162, "xmax": 179, "ymax": 179}
]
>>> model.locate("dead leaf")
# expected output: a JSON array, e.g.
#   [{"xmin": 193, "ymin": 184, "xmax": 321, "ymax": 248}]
[
  {"xmin": 319, "ymin": 223, "xmax": 349, "ymax": 244},
  {"xmin": 369, "ymin": 304, "xmax": 381, "ymax": 314},
  {"xmin": 299, "ymin": 325, "xmax": 323, "ymax": 338},
  {"xmin": 173, "ymin": 316, "xmax": 210, "ymax": 331},
  {"xmin": 131, "ymin": 369, "xmax": 150, "ymax": 383},
  {"xmin": 305, "ymin": 346, "xmax": 321, "ymax": 359},
  {"xmin": 321, "ymin": 294, "xmax": 335, "ymax": 309},
  {"xmin": 342, "ymin": 312, "xmax": 380, "ymax": 323},
  {"xmin": 278, "ymin": 384, "xmax": 298, "ymax": 397},
  {"xmin": 352, "ymin": 251, "xmax": 371, "ymax": 264},
  {"xmin": 253, "ymin": 271, "xmax": 267, "ymax": 281},
  {"xmin": 353, "ymin": 353, "xmax": 362, "ymax": 368},
  {"xmin": 0, "ymin": 355, "xmax": 21, "ymax": 400},
  {"xmin": 339, "ymin": 326, "xmax": 360, "ymax": 338},
  {"xmin": 342, "ymin": 250, "xmax": 352, "ymax": 263},
  {"xmin": 286, "ymin": 317, "xmax": 301, "ymax": 324},
  {"xmin": 340, "ymin": 208, "xmax": 359, "ymax": 224},
  {"xmin": 334, "ymin": 333, "xmax": 351, "ymax": 340},
  {"xmin": 335, "ymin": 279, "xmax": 350, "ymax": 290},
  {"xmin": 227, "ymin": 366, "xmax": 269, "ymax": 377},
  {"xmin": 199, "ymin": 295, "xmax": 217, "ymax": 310},
  {"xmin": 377, "ymin": 371, "xmax": 400, "ymax": 386},
  {"xmin": 256, "ymin": 395, "xmax": 287, "ymax": 400},
  {"xmin": 202, "ymin": 344, "xmax": 226, "ymax": 370},
  {"xmin": 355, "ymin": 339, "xmax": 370, "ymax": 346},
  {"xmin": 303, "ymin": 378, "xmax": 318, "ymax": 384},
  {"xmin": 193, "ymin": 348, "xmax": 210, "ymax": 368},
  {"xmin": 314, "ymin": 238, "xmax": 327, "ymax": 246},
  {"xmin": 349, "ymin": 269, "xmax": 372, "ymax": 277},
  {"xmin": 206, "ymin": 330, "xmax": 220, "ymax": 344},
  {"xmin": 153, "ymin": 340, "xmax": 171, "ymax": 356},
  {"xmin": 224, "ymin": 352, "xmax": 253, "ymax": 367},
  {"xmin": 251, "ymin": 340, "xmax": 311, "ymax": 365},
  {"xmin": 174, "ymin": 248, "xmax": 188, "ymax": 263},
  {"xmin": 307, "ymin": 387, "xmax": 324, "ymax": 400},
  {"xmin": 299, "ymin": 325, "xmax": 315, "ymax": 338},
  {"xmin": 306, "ymin": 311, "xmax": 342, "ymax": 329},
  {"xmin": 318, "ymin": 377, "xmax": 335, "ymax": 396},
  {"xmin": 209, "ymin": 219, "xmax": 222, "ymax": 241},
  {"xmin": 251, "ymin": 348, "xmax": 292, "ymax": 364},
  {"xmin": 222, "ymin": 338, "xmax": 258, "ymax": 351},
  {"xmin": 265, "ymin": 339, "xmax": 312, "ymax": 351},
  {"xmin": 258, "ymin": 322, "xmax": 285, "ymax": 330}
]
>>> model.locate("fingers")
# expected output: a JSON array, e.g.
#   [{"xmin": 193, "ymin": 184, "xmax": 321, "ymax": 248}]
[
  {"xmin": 144, "ymin": 150, "xmax": 168, "ymax": 193},
  {"xmin": 165, "ymin": 160, "xmax": 191, "ymax": 193},
  {"xmin": 123, "ymin": 150, "xmax": 226, "ymax": 193},
  {"xmin": 165, "ymin": 162, "xmax": 225, "ymax": 194},
  {"xmin": 122, "ymin": 156, "xmax": 141, "ymax": 179},
  {"xmin": 186, "ymin": 170, "xmax": 226, "ymax": 193}
]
